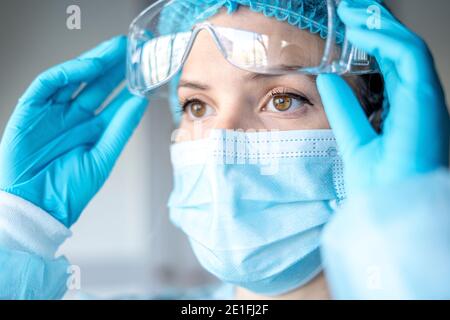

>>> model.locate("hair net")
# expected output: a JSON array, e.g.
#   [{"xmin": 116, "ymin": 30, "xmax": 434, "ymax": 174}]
[{"xmin": 158, "ymin": 0, "xmax": 332, "ymax": 39}]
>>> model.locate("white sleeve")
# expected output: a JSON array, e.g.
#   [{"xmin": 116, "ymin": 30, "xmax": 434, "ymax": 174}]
[
  {"xmin": 0, "ymin": 191, "xmax": 72, "ymax": 299},
  {"xmin": 321, "ymin": 169, "xmax": 450, "ymax": 299},
  {"xmin": 0, "ymin": 191, "xmax": 71, "ymax": 258}
]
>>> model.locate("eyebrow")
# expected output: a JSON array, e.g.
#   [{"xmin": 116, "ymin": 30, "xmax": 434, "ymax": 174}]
[
  {"xmin": 178, "ymin": 79, "xmax": 211, "ymax": 90},
  {"xmin": 178, "ymin": 66, "xmax": 315, "ymax": 91}
]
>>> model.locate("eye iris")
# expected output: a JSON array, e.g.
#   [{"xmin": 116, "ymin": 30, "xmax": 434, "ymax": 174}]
[
  {"xmin": 190, "ymin": 102, "xmax": 206, "ymax": 117},
  {"xmin": 273, "ymin": 95, "xmax": 292, "ymax": 111}
]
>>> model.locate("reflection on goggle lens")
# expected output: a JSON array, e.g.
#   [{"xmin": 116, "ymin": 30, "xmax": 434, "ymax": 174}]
[{"xmin": 127, "ymin": 0, "xmax": 379, "ymax": 96}]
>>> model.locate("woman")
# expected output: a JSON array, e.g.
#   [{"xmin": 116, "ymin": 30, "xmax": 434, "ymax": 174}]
[{"xmin": 0, "ymin": 0, "xmax": 448, "ymax": 299}]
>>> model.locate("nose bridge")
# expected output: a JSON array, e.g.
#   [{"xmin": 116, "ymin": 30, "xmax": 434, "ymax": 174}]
[
  {"xmin": 212, "ymin": 96, "xmax": 255, "ymax": 131},
  {"xmin": 187, "ymin": 24, "xmax": 259, "ymax": 131},
  {"xmin": 214, "ymin": 111, "xmax": 243, "ymax": 130}
]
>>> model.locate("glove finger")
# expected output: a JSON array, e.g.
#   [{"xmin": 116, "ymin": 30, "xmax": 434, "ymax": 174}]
[
  {"xmin": 5, "ymin": 118, "xmax": 104, "ymax": 186},
  {"xmin": 381, "ymin": 85, "xmax": 450, "ymax": 172},
  {"xmin": 64, "ymin": 60, "xmax": 125, "ymax": 125},
  {"xmin": 338, "ymin": 0, "xmax": 435, "ymax": 86},
  {"xmin": 53, "ymin": 84, "xmax": 81, "ymax": 104},
  {"xmin": 89, "ymin": 89, "xmax": 148, "ymax": 179},
  {"xmin": 340, "ymin": 1, "xmax": 449, "ymax": 168},
  {"xmin": 96, "ymin": 88, "xmax": 134, "ymax": 124},
  {"xmin": 317, "ymin": 74, "xmax": 377, "ymax": 159}
]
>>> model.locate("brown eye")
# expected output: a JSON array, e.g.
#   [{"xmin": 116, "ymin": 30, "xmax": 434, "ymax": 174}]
[
  {"xmin": 181, "ymin": 99, "xmax": 215, "ymax": 120},
  {"xmin": 272, "ymin": 95, "xmax": 292, "ymax": 111},
  {"xmin": 264, "ymin": 91, "xmax": 311, "ymax": 114},
  {"xmin": 190, "ymin": 102, "xmax": 207, "ymax": 118}
]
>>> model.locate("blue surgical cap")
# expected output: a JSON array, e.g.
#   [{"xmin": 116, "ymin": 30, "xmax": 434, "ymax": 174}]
[
  {"xmin": 159, "ymin": 0, "xmax": 333, "ymax": 39},
  {"xmin": 159, "ymin": 0, "xmax": 341, "ymax": 123}
]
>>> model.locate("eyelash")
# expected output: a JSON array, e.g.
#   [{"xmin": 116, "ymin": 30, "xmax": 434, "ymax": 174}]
[
  {"xmin": 266, "ymin": 88, "xmax": 312, "ymax": 108},
  {"xmin": 178, "ymin": 98, "xmax": 203, "ymax": 114},
  {"xmin": 178, "ymin": 89, "xmax": 312, "ymax": 113}
]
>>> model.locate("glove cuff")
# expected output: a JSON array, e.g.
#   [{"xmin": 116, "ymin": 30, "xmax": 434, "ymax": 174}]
[
  {"xmin": 321, "ymin": 168, "xmax": 450, "ymax": 299},
  {"xmin": 0, "ymin": 191, "xmax": 72, "ymax": 259}
]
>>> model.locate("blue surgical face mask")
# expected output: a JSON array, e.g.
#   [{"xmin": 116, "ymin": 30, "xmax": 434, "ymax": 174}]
[{"xmin": 168, "ymin": 129, "xmax": 345, "ymax": 296}]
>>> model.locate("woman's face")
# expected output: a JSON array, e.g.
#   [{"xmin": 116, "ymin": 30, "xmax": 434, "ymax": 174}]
[{"xmin": 176, "ymin": 7, "xmax": 330, "ymax": 140}]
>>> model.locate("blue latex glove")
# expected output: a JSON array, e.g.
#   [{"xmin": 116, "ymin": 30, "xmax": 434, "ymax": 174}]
[
  {"xmin": 0, "ymin": 36, "xmax": 148, "ymax": 227},
  {"xmin": 317, "ymin": 0, "xmax": 449, "ymax": 194}
]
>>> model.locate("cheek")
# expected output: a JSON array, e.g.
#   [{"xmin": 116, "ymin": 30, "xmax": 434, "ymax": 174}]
[
  {"xmin": 313, "ymin": 106, "xmax": 331, "ymax": 129},
  {"xmin": 311, "ymin": 100, "xmax": 331, "ymax": 130},
  {"xmin": 260, "ymin": 109, "xmax": 330, "ymax": 130},
  {"xmin": 174, "ymin": 117, "xmax": 197, "ymax": 142},
  {"xmin": 309, "ymin": 85, "xmax": 331, "ymax": 130},
  {"xmin": 175, "ymin": 117, "xmax": 216, "ymax": 141}
]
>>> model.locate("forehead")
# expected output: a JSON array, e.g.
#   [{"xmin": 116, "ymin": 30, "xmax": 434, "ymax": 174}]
[
  {"xmin": 208, "ymin": 6, "xmax": 320, "ymax": 44},
  {"xmin": 181, "ymin": 6, "xmax": 325, "ymax": 75}
]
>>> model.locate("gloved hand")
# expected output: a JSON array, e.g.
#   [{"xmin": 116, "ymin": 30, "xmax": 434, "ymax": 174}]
[
  {"xmin": 0, "ymin": 36, "xmax": 148, "ymax": 227},
  {"xmin": 317, "ymin": 0, "xmax": 449, "ymax": 195}
]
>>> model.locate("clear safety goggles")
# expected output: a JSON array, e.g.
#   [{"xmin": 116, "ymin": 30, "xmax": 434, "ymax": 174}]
[{"xmin": 127, "ymin": 0, "xmax": 379, "ymax": 97}]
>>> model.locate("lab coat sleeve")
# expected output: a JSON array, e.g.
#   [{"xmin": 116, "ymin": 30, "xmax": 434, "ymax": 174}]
[
  {"xmin": 321, "ymin": 168, "xmax": 450, "ymax": 299},
  {"xmin": 0, "ymin": 191, "xmax": 72, "ymax": 299}
]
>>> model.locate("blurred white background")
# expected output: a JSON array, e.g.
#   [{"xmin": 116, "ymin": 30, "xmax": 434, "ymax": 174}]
[{"xmin": 0, "ymin": 0, "xmax": 449, "ymax": 298}]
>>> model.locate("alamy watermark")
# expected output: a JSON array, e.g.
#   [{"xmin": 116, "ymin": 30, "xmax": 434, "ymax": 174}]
[
  {"xmin": 66, "ymin": 264, "xmax": 81, "ymax": 290},
  {"xmin": 366, "ymin": 265, "xmax": 383, "ymax": 291},
  {"xmin": 66, "ymin": 5, "xmax": 81, "ymax": 30},
  {"xmin": 171, "ymin": 121, "xmax": 281, "ymax": 176},
  {"xmin": 366, "ymin": 4, "xmax": 382, "ymax": 30}
]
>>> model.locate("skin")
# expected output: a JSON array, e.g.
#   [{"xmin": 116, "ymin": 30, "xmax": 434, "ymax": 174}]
[
  {"xmin": 235, "ymin": 274, "xmax": 330, "ymax": 300},
  {"xmin": 175, "ymin": 6, "xmax": 331, "ymax": 141},
  {"xmin": 175, "ymin": 6, "xmax": 334, "ymax": 299}
]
